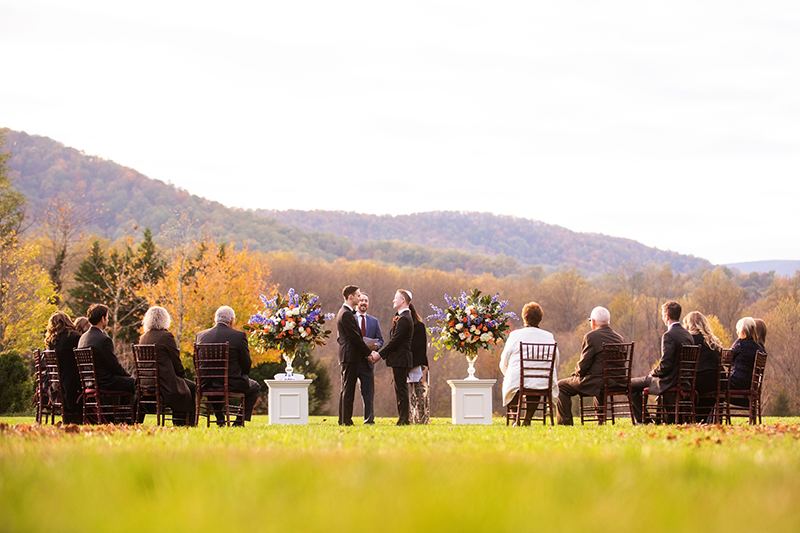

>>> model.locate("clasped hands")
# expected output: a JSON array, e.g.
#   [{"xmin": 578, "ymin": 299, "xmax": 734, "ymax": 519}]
[{"xmin": 368, "ymin": 351, "xmax": 381, "ymax": 364}]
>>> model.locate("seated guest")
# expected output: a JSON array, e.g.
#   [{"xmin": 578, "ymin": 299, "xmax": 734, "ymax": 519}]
[
  {"xmin": 556, "ymin": 306, "xmax": 623, "ymax": 425},
  {"xmin": 77, "ymin": 304, "xmax": 136, "ymax": 423},
  {"xmin": 195, "ymin": 305, "xmax": 261, "ymax": 426},
  {"xmin": 140, "ymin": 306, "xmax": 197, "ymax": 426},
  {"xmin": 682, "ymin": 311, "xmax": 722, "ymax": 423},
  {"xmin": 729, "ymin": 317, "xmax": 764, "ymax": 393},
  {"xmin": 630, "ymin": 301, "xmax": 694, "ymax": 423},
  {"xmin": 77, "ymin": 304, "xmax": 136, "ymax": 393},
  {"xmin": 499, "ymin": 302, "xmax": 559, "ymax": 426},
  {"xmin": 44, "ymin": 311, "xmax": 83, "ymax": 424},
  {"xmin": 74, "ymin": 317, "xmax": 91, "ymax": 335}
]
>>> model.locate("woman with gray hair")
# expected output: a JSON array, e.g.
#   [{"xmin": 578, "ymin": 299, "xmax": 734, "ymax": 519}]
[
  {"xmin": 139, "ymin": 306, "xmax": 196, "ymax": 426},
  {"xmin": 729, "ymin": 317, "xmax": 764, "ymax": 393}
]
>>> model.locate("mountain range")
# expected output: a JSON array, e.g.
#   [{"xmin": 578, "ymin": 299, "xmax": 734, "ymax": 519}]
[{"xmin": 3, "ymin": 128, "xmax": 713, "ymax": 276}]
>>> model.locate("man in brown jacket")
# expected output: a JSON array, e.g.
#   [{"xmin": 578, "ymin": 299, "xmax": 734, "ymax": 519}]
[{"xmin": 556, "ymin": 306, "xmax": 623, "ymax": 425}]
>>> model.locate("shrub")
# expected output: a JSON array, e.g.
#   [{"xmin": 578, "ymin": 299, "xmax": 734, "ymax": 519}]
[{"xmin": 0, "ymin": 350, "xmax": 34, "ymax": 414}]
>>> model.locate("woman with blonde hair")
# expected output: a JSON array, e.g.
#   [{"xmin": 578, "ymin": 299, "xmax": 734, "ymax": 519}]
[
  {"xmin": 729, "ymin": 317, "xmax": 764, "ymax": 393},
  {"xmin": 44, "ymin": 311, "xmax": 82, "ymax": 423},
  {"xmin": 682, "ymin": 311, "xmax": 722, "ymax": 422},
  {"xmin": 139, "ymin": 306, "xmax": 196, "ymax": 426}
]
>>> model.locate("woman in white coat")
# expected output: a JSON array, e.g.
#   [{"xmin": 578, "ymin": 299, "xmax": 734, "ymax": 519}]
[{"xmin": 499, "ymin": 302, "xmax": 559, "ymax": 425}]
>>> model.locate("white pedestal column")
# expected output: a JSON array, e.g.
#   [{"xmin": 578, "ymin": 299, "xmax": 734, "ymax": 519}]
[
  {"xmin": 447, "ymin": 379, "xmax": 496, "ymax": 425},
  {"xmin": 264, "ymin": 379, "xmax": 312, "ymax": 425}
]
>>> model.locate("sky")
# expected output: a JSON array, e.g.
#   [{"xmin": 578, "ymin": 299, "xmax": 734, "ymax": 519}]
[{"xmin": 2, "ymin": 1, "xmax": 799, "ymax": 265}]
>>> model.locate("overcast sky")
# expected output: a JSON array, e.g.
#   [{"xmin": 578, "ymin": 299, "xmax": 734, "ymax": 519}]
[{"xmin": 2, "ymin": 1, "xmax": 799, "ymax": 265}]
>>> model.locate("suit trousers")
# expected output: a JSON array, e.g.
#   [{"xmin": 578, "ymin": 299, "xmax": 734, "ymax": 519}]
[
  {"xmin": 630, "ymin": 376, "xmax": 651, "ymax": 423},
  {"xmin": 357, "ymin": 360, "xmax": 375, "ymax": 423},
  {"xmin": 556, "ymin": 376, "xmax": 600, "ymax": 426},
  {"xmin": 392, "ymin": 366, "xmax": 410, "ymax": 425},
  {"xmin": 339, "ymin": 362, "xmax": 360, "ymax": 425},
  {"xmin": 212, "ymin": 378, "xmax": 260, "ymax": 425}
]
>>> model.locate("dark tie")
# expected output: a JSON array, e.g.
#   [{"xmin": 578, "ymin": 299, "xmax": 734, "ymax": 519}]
[{"xmin": 360, "ymin": 315, "xmax": 367, "ymax": 337}]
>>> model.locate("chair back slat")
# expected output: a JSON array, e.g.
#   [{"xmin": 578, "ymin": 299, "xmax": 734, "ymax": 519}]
[
  {"xmin": 518, "ymin": 342, "xmax": 557, "ymax": 390},
  {"xmin": 720, "ymin": 348, "xmax": 734, "ymax": 367},
  {"xmin": 132, "ymin": 344, "xmax": 159, "ymax": 395},
  {"xmin": 752, "ymin": 351, "xmax": 768, "ymax": 394},
  {"xmin": 194, "ymin": 343, "xmax": 230, "ymax": 390},
  {"xmin": 601, "ymin": 342, "xmax": 634, "ymax": 392},
  {"xmin": 678, "ymin": 344, "xmax": 701, "ymax": 390},
  {"xmin": 73, "ymin": 348, "xmax": 97, "ymax": 391}
]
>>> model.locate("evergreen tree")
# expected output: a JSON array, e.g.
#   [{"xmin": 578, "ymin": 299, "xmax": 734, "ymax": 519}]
[{"xmin": 68, "ymin": 228, "xmax": 165, "ymax": 344}]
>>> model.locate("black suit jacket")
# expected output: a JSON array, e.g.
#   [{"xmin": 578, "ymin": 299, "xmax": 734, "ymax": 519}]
[
  {"xmin": 572, "ymin": 325, "xmax": 624, "ymax": 396},
  {"xmin": 77, "ymin": 327, "xmax": 132, "ymax": 391},
  {"xmin": 337, "ymin": 304, "xmax": 372, "ymax": 364},
  {"xmin": 380, "ymin": 310, "xmax": 413, "ymax": 369},
  {"xmin": 649, "ymin": 323, "xmax": 695, "ymax": 395},
  {"xmin": 195, "ymin": 323, "xmax": 252, "ymax": 392}
]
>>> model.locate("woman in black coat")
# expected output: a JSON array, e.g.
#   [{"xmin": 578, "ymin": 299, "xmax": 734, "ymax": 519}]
[
  {"xmin": 139, "ymin": 306, "xmax": 196, "ymax": 426},
  {"xmin": 682, "ymin": 311, "xmax": 722, "ymax": 423},
  {"xmin": 44, "ymin": 311, "xmax": 83, "ymax": 424}
]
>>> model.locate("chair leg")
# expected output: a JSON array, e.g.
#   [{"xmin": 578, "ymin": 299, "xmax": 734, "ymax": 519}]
[{"xmin": 548, "ymin": 395, "xmax": 554, "ymax": 426}]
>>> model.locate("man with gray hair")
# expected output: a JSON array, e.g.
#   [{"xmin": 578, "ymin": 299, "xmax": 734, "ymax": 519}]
[
  {"xmin": 556, "ymin": 306, "xmax": 624, "ymax": 425},
  {"xmin": 195, "ymin": 305, "xmax": 261, "ymax": 426}
]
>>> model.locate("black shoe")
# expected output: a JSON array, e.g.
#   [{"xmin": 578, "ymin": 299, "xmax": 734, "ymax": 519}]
[{"xmin": 363, "ymin": 421, "xmax": 375, "ymax": 425}]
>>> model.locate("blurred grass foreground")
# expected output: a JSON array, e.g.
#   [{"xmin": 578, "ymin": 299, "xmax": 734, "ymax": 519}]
[{"xmin": 2, "ymin": 416, "xmax": 800, "ymax": 533}]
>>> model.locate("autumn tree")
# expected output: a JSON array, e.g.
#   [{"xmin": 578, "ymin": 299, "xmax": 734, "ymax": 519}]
[
  {"xmin": 35, "ymin": 195, "xmax": 90, "ymax": 300},
  {"xmin": 143, "ymin": 238, "xmax": 272, "ymax": 358},
  {"xmin": 0, "ymin": 130, "xmax": 58, "ymax": 352},
  {"xmin": 691, "ymin": 266, "xmax": 747, "ymax": 333}
]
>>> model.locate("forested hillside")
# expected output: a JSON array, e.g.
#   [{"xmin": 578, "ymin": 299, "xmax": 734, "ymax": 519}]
[
  {"xmin": 4, "ymin": 130, "xmax": 352, "ymax": 261},
  {"xmin": 4, "ymin": 129, "xmax": 711, "ymax": 276},
  {"xmin": 259, "ymin": 210, "xmax": 712, "ymax": 275}
]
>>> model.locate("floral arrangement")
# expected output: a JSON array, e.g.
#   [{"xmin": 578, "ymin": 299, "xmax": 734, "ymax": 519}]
[
  {"xmin": 244, "ymin": 288, "xmax": 335, "ymax": 358},
  {"xmin": 428, "ymin": 289, "xmax": 517, "ymax": 358}
]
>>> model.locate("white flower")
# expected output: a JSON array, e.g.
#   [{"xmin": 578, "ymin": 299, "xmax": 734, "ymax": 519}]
[
  {"xmin": 455, "ymin": 323, "xmax": 463, "ymax": 330},
  {"xmin": 292, "ymin": 307, "xmax": 301, "ymax": 316},
  {"xmin": 300, "ymin": 330, "xmax": 308, "ymax": 338},
  {"xmin": 459, "ymin": 332, "xmax": 466, "ymax": 340},
  {"xmin": 469, "ymin": 326, "xmax": 478, "ymax": 334},
  {"xmin": 480, "ymin": 332, "xmax": 493, "ymax": 342},
  {"xmin": 283, "ymin": 321, "xmax": 295, "ymax": 331}
]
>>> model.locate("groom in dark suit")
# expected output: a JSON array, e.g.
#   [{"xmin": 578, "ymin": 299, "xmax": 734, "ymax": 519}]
[
  {"xmin": 195, "ymin": 305, "xmax": 261, "ymax": 426},
  {"xmin": 337, "ymin": 286, "xmax": 379, "ymax": 426},
  {"xmin": 630, "ymin": 301, "xmax": 695, "ymax": 423},
  {"xmin": 78, "ymin": 304, "xmax": 136, "ymax": 393},
  {"xmin": 373, "ymin": 289, "xmax": 414, "ymax": 425},
  {"xmin": 355, "ymin": 293, "xmax": 383, "ymax": 424}
]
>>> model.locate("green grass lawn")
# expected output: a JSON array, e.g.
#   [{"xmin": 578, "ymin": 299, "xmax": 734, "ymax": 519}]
[{"xmin": 2, "ymin": 415, "xmax": 800, "ymax": 533}]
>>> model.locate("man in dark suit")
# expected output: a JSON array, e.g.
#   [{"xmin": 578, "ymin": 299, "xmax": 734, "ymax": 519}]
[
  {"xmin": 630, "ymin": 301, "xmax": 695, "ymax": 423},
  {"xmin": 77, "ymin": 304, "xmax": 137, "ymax": 423},
  {"xmin": 195, "ymin": 305, "xmax": 261, "ymax": 426},
  {"xmin": 556, "ymin": 306, "xmax": 624, "ymax": 425},
  {"xmin": 337, "ymin": 286, "xmax": 379, "ymax": 426},
  {"xmin": 78, "ymin": 304, "xmax": 136, "ymax": 393},
  {"xmin": 372, "ymin": 289, "xmax": 414, "ymax": 425},
  {"xmin": 355, "ymin": 293, "xmax": 383, "ymax": 425}
]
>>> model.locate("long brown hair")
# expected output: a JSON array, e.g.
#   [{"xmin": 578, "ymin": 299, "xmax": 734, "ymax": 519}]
[{"xmin": 45, "ymin": 311, "xmax": 76, "ymax": 348}]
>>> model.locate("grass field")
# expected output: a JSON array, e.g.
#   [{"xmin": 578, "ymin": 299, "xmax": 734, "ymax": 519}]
[{"xmin": 2, "ymin": 416, "xmax": 800, "ymax": 533}]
